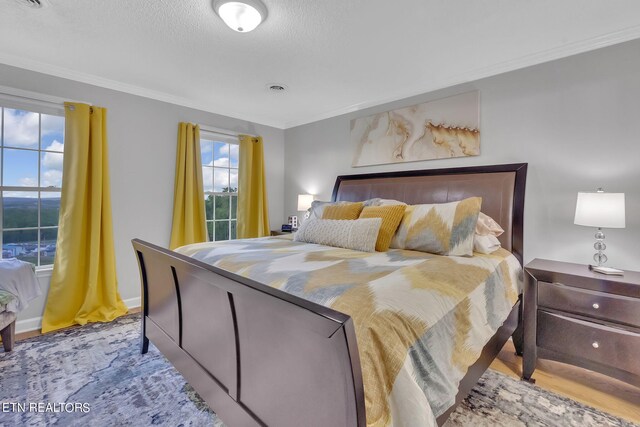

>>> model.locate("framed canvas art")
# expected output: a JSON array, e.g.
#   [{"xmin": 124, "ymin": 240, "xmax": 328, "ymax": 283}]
[{"xmin": 351, "ymin": 91, "xmax": 480, "ymax": 167}]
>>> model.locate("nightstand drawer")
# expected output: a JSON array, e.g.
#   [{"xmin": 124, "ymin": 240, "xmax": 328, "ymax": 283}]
[
  {"xmin": 538, "ymin": 281, "xmax": 640, "ymax": 327},
  {"xmin": 537, "ymin": 311, "xmax": 640, "ymax": 376}
]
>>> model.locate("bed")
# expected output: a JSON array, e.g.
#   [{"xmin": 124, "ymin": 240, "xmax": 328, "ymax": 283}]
[{"xmin": 132, "ymin": 162, "xmax": 527, "ymax": 426}]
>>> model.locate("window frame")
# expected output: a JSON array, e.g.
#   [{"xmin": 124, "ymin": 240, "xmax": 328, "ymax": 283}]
[
  {"xmin": 200, "ymin": 130, "xmax": 239, "ymax": 242},
  {"xmin": 0, "ymin": 102, "xmax": 65, "ymax": 270}
]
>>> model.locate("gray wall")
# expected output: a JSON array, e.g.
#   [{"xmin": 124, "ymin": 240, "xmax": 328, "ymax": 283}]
[
  {"xmin": 0, "ymin": 64, "xmax": 285, "ymax": 330},
  {"xmin": 284, "ymin": 39, "xmax": 640, "ymax": 271},
  {"xmin": 5, "ymin": 38, "xmax": 640, "ymax": 331}
]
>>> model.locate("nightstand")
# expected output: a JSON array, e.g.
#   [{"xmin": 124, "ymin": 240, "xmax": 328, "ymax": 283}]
[
  {"xmin": 270, "ymin": 230, "xmax": 292, "ymax": 236},
  {"xmin": 523, "ymin": 259, "xmax": 640, "ymax": 388}
]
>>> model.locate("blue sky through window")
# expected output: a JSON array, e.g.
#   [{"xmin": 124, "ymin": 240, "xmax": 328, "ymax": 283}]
[
  {"xmin": 2, "ymin": 109, "xmax": 64, "ymax": 194},
  {"xmin": 1, "ymin": 108, "xmax": 64, "ymax": 266},
  {"xmin": 200, "ymin": 136, "xmax": 239, "ymax": 241},
  {"xmin": 200, "ymin": 139, "xmax": 239, "ymax": 193}
]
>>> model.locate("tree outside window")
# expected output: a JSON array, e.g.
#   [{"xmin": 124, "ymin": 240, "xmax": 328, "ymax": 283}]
[
  {"xmin": 200, "ymin": 136, "xmax": 238, "ymax": 241},
  {"xmin": 1, "ymin": 107, "xmax": 65, "ymax": 267}
]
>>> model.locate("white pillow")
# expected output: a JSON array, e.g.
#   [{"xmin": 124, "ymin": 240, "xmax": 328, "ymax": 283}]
[
  {"xmin": 294, "ymin": 218, "xmax": 382, "ymax": 252},
  {"xmin": 473, "ymin": 234, "xmax": 502, "ymax": 254},
  {"xmin": 476, "ymin": 212, "xmax": 504, "ymax": 236},
  {"xmin": 364, "ymin": 198, "xmax": 407, "ymax": 207}
]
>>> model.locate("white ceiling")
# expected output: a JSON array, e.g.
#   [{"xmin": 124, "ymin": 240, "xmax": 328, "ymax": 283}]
[{"xmin": 1, "ymin": 0, "xmax": 640, "ymax": 129}]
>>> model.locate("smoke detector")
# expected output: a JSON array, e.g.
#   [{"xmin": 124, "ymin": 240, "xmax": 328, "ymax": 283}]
[{"xmin": 14, "ymin": 0, "xmax": 49, "ymax": 8}]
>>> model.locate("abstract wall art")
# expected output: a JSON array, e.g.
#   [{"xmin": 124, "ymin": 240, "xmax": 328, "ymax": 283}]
[{"xmin": 351, "ymin": 91, "xmax": 480, "ymax": 167}]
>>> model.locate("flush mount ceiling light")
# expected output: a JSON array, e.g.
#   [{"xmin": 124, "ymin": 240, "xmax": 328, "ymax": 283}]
[
  {"xmin": 14, "ymin": 0, "xmax": 49, "ymax": 8},
  {"xmin": 267, "ymin": 83, "xmax": 287, "ymax": 92},
  {"xmin": 212, "ymin": 0, "xmax": 267, "ymax": 33}
]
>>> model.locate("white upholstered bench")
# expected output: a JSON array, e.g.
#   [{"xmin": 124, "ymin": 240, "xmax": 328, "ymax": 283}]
[{"xmin": 0, "ymin": 290, "xmax": 16, "ymax": 352}]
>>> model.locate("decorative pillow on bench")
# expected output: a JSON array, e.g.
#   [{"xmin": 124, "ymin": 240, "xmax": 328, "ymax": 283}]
[{"xmin": 0, "ymin": 290, "xmax": 16, "ymax": 313}]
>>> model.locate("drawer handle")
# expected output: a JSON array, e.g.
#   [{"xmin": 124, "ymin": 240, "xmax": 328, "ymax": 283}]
[
  {"xmin": 592, "ymin": 341, "xmax": 600, "ymax": 349},
  {"xmin": 592, "ymin": 303, "xmax": 600, "ymax": 310}
]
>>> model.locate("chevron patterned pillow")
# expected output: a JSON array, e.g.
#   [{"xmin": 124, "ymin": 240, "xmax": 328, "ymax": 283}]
[{"xmin": 390, "ymin": 197, "xmax": 482, "ymax": 256}]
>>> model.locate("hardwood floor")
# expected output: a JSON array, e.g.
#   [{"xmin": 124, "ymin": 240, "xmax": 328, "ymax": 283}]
[
  {"xmin": 8, "ymin": 314, "xmax": 639, "ymax": 424},
  {"xmin": 491, "ymin": 340, "xmax": 640, "ymax": 424}
]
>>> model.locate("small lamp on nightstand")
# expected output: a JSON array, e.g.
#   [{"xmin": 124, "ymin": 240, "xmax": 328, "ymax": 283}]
[
  {"xmin": 288, "ymin": 194, "xmax": 314, "ymax": 230},
  {"xmin": 297, "ymin": 194, "xmax": 314, "ymax": 220},
  {"xmin": 574, "ymin": 188, "xmax": 625, "ymax": 269}
]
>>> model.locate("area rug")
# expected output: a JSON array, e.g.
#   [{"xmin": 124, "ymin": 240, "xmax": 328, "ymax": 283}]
[{"xmin": 0, "ymin": 314, "xmax": 636, "ymax": 426}]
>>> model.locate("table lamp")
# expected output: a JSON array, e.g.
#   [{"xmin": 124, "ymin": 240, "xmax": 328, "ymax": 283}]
[
  {"xmin": 287, "ymin": 194, "xmax": 314, "ymax": 230},
  {"xmin": 574, "ymin": 188, "xmax": 625, "ymax": 268},
  {"xmin": 297, "ymin": 194, "xmax": 314, "ymax": 219}
]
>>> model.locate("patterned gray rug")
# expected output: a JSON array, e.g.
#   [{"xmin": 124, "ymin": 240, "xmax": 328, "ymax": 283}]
[{"xmin": 0, "ymin": 314, "xmax": 636, "ymax": 427}]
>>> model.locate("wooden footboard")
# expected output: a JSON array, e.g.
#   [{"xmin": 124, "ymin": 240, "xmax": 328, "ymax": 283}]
[
  {"xmin": 132, "ymin": 164, "xmax": 526, "ymax": 426},
  {"xmin": 133, "ymin": 239, "xmax": 366, "ymax": 427},
  {"xmin": 134, "ymin": 238, "xmax": 522, "ymax": 427}
]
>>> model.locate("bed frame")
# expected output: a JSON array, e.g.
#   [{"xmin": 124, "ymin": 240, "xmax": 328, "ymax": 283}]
[{"xmin": 133, "ymin": 162, "xmax": 527, "ymax": 427}]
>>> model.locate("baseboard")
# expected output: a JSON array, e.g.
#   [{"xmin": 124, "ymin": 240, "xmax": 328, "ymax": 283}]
[
  {"xmin": 123, "ymin": 297, "xmax": 141, "ymax": 310},
  {"xmin": 14, "ymin": 297, "xmax": 142, "ymax": 334},
  {"xmin": 15, "ymin": 316, "xmax": 43, "ymax": 335}
]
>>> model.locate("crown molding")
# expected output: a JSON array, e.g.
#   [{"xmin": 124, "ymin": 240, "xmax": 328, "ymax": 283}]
[
  {"xmin": 283, "ymin": 24, "xmax": 640, "ymax": 129},
  {"xmin": 1, "ymin": 24, "xmax": 640, "ymax": 131},
  {"xmin": 0, "ymin": 52, "xmax": 286, "ymax": 129}
]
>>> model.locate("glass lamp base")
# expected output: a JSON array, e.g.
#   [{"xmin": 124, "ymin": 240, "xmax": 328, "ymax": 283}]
[
  {"xmin": 592, "ymin": 228, "xmax": 607, "ymax": 266},
  {"xmin": 593, "ymin": 252, "xmax": 608, "ymax": 266}
]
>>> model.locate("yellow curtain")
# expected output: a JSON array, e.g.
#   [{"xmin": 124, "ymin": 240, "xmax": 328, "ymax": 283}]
[
  {"xmin": 42, "ymin": 103, "xmax": 128, "ymax": 333},
  {"xmin": 169, "ymin": 123, "xmax": 207, "ymax": 249},
  {"xmin": 237, "ymin": 135, "xmax": 270, "ymax": 238}
]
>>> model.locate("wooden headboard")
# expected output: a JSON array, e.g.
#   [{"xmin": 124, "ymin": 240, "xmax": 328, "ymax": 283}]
[{"xmin": 332, "ymin": 163, "xmax": 527, "ymax": 265}]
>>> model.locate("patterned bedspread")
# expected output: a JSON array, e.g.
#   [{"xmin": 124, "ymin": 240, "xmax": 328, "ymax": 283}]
[{"xmin": 177, "ymin": 236, "xmax": 523, "ymax": 427}]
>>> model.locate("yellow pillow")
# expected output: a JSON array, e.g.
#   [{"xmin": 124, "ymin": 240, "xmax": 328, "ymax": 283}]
[
  {"xmin": 359, "ymin": 205, "xmax": 406, "ymax": 251},
  {"xmin": 322, "ymin": 202, "xmax": 364, "ymax": 220}
]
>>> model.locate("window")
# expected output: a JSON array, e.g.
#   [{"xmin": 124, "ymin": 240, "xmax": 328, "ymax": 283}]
[
  {"xmin": 0, "ymin": 107, "xmax": 65, "ymax": 267},
  {"xmin": 200, "ymin": 133, "xmax": 239, "ymax": 241}
]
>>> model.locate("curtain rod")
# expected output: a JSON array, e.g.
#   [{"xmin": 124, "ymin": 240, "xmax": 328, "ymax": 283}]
[
  {"xmin": 0, "ymin": 92, "xmax": 64, "ymax": 111},
  {"xmin": 199, "ymin": 124, "xmax": 257, "ymax": 138},
  {"xmin": 0, "ymin": 85, "xmax": 87, "ymax": 111}
]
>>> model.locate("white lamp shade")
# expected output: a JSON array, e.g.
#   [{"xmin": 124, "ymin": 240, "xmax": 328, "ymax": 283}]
[
  {"xmin": 574, "ymin": 191, "xmax": 625, "ymax": 228},
  {"xmin": 297, "ymin": 194, "xmax": 314, "ymax": 212},
  {"xmin": 214, "ymin": 0, "xmax": 267, "ymax": 33}
]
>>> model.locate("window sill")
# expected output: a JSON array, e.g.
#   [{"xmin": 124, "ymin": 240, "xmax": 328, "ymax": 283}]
[{"xmin": 35, "ymin": 266, "xmax": 53, "ymax": 278}]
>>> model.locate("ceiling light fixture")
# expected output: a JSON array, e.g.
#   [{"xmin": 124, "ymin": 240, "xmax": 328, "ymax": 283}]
[
  {"xmin": 14, "ymin": 0, "xmax": 48, "ymax": 8},
  {"xmin": 267, "ymin": 84, "xmax": 287, "ymax": 92},
  {"xmin": 212, "ymin": 0, "xmax": 267, "ymax": 33}
]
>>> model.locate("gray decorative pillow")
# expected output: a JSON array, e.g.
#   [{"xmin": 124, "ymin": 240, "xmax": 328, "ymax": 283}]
[
  {"xmin": 0, "ymin": 290, "xmax": 16, "ymax": 313},
  {"xmin": 390, "ymin": 197, "xmax": 482, "ymax": 256},
  {"xmin": 363, "ymin": 198, "xmax": 407, "ymax": 207},
  {"xmin": 294, "ymin": 218, "xmax": 382, "ymax": 252}
]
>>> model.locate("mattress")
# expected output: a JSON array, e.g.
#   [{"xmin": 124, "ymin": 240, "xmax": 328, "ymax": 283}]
[{"xmin": 177, "ymin": 236, "xmax": 523, "ymax": 427}]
